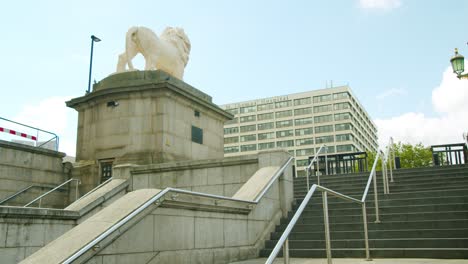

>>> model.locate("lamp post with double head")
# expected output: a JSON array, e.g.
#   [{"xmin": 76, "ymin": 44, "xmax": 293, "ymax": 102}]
[{"xmin": 87, "ymin": 35, "xmax": 101, "ymax": 94}]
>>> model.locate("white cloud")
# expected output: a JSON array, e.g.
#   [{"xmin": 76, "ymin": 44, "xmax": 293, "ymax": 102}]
[
  {"xmin": 376, "ymin": 64, "xmax": 468, "ymax": 148},
  {"xmin": 376, "ymin": 88, "xmax": 407, "ymax": 100},
  {"xmin": 11, "ymin": 96, "xmax": 78, "ymax": 156},
  {"xmin": 359, "ymin": 0, "xmax": 402, "ymax": 10}
]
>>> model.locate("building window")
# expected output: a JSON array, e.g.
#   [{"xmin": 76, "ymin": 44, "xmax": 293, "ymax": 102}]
[
  {"xmin": 294, "ymin": 97, "xmax": 311, "ymax": 106},
  {"xmin": 191, "ymin": 126, "xmax": 203, "ymax": 144},
  {"xmin": 294, "ymin": 117, "xmax": 313, "ymax": 126},
  {"xmin": 257, "ymin": 103, "xmax": 274, "ymax": 111},
  {"xmin": 294, "ymin": 107, "xmax": 312, "ymax": 116},
  {"xmin": 334, "ymin": 102, "xmax": 351, "ymax": 111},
  {"xmin": 295, "ymin": 127, "xmax": 314, "ymax": 136},
  {"xmin": 241, "ymin": 144, "xmax": 257, "ymax": 152},
  {"xmin": 296, "ymin": 148, "xmax": 314, "ymax": 156},
  {"xmin": 315, "ymin": 135, "xmax": 334, "ymax": 144},
  {"xmin": 314, "ymin": 114, "xmax": 333, "ymax": 124},
  {"xmin": 275, "ymin": 100, "xmax": 292, "ymax": 108},
  {"xmin": 258, "ymin": 132, "xmax": 275, "ymax": 140},
  {"xmin": 258, "ymin": 112, "xmax": 274, "ymax": 121},
  {"xmin": 224, "ymin": 146, "xmax": 239, "ymax": 153},
  {"xmin": 240, "ymin": 125, "xmax": 256, "ymax": 133},
  {"xmin": 275, "ymin": 110, "xmax": 293, "ymax": 118},
  {"xmin": 276, "ymin": 130, "xmax": 293, "ymax": 138},
  {"xmin": 333, "ymin": 92, "xmax": 350, "ymax": 100},
  {"xmin": 296, "ymin": 159, "xmax": 309, "ymax": 167},
  {"xmin": 315, "ymin": 125, "xmax": 334, "ymax": 134},
  {"xmin": 313, "ymin": 94, "xmax": 332, "ymax": 103},
  {"xmin": 313, "ymin": 104, "xmax": 333, "ymax": 113},
  {"xmin": 336, "ymin": 133, "xmax": 353, "ymax": 142},
  {"xmin": 225, "ymin": 117, "xmax": 238, "ymax": 125},
  {"xmin": 258, "ymin": 122, "xmax": 275, "ymax": 130},
  {"xmin": 336, "ymin": 144, "xmax": 356, "ymax": 152},
  {"xmin": 317, "ymin": 146, "xmax": 336, "ymax": 154},
  {"xmin": 100, "ymin": 159, "xmax": 113, "ymax": 183},
  {"xmin": 296, "ymin": 138, "xmax": 314, "ymax": 146},
  {"xmin": 258, "ymin": 142, "xmax": 275, "ymax": 150},
  {"xmin": 226, "ymin": 108, "xmax": 239, "ymax": 115},
  {"xmin": 224, "ymin": 136, "xmax": 239, "ymax": 144},
  {"xmin": 334, "ymin": 112, "xmax": 352, "ymax": 121},
  {"xmin": 240, "ymin": 134, "xmax": 256, "ymax": 142},
  {"xmin": 276, "ymin": 120, "xmax": 293, "ymax": 128},
  {"xmin": 224, "ymin": 127, "xmax": 239, "ymax": 134},
  {"xmin": 240, "ymin": 115, "xmax": 256, "ymax": 123},
  {"xmin": 277, "ymin": 140, "xmax": 294, "ymax": 148},
  {"xmin": 335, "ymin": 123, "xmax": 353, "ymax": 131},
  {"xmin": 240, "ymin": 105, "xmax": 256, "ymax": 114}
]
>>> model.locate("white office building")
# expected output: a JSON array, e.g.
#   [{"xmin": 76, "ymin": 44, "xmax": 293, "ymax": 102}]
[{"xmin": 220, "ymin": 85, "xmax": 378, "ymax": 176}]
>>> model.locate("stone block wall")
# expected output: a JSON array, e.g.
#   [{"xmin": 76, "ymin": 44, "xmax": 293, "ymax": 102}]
[
  {"xmin": 123, "ymin": 155, "xmax": 260, "ymax": 197},
  {"xmin": 0, "ymin": 141, "xmax": 70, "ymax": 208}
]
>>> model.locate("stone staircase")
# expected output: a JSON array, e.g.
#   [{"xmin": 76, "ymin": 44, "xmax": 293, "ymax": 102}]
[{"xmin": 260, "ymin": 164, "xmax": 468, "ymax": 259}]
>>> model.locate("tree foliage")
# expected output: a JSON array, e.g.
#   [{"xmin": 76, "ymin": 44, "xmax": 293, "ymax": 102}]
[
  {"xmin": 367, "ymin": 142, "xmax": 433, "ymax": 171},
  {"xmin": 392, "ymin": 142, "xmax": 433, "ymax": 168}
]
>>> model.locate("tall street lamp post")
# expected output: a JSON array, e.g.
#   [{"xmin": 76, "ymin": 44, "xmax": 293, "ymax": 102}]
[
  {"xmin": 450, "ymin": 43, "xmax": 468, "ymax": 80},
  {"xmin": 87, "ymin": 35, "xmax": 101, "ymax": 94}
]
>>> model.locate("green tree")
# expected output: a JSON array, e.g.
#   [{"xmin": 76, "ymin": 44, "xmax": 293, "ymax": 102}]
[{"xmin": 392, "ymin": 142, "xmax": 433, "ymax": 168}]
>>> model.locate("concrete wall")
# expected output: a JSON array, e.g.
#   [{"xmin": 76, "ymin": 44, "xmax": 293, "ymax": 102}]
[
  {"xmin": 126, "ymin": 155, "xmax": 259, "ymax": 197},
  {"xmin": 0, "ymin": 140, "xmax": 70, "ymax": 208},
  {"xmin": 0, "ymin": 207, "xmax": 78, "ymax": 263},
  {"xmin": 86, "ymin": 150, "xmax": 294, "ymax": 264}
]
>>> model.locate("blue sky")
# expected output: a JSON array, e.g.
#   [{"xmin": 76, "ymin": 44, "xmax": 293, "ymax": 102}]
[{"xmin": 0, "ymin": 0, "xmax": 467, "ymax": 155}]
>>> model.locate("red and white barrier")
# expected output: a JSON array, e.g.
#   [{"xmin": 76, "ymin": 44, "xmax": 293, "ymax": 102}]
[{"xmin": 0, "ymin": 127, "xmax": 37, "ymax": 141}]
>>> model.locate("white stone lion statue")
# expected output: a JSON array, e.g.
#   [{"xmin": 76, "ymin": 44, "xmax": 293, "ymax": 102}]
[{"xmin": 116, "ymin": 26, "xmax": 191, "ymax": 79}]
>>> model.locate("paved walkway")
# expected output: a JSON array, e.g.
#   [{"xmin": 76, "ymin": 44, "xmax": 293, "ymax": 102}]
[{"xmin": 231, "ymin": 258, "xmax": 468, "ymax": 264}]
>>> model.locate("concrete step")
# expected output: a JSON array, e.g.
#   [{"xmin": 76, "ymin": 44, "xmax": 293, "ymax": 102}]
[
  {"xmin": 259, "ymin": 247, "xmax": 468, "ymax": 258},
  {"xmin": 270, "ymin": 228, "xmax": 468, "ymax": 240}
]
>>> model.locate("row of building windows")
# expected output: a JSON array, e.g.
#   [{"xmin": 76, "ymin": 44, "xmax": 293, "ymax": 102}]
[
  {"xmin": 225, "ymin": 122, "xmax": 355, "ymax": 135},
  {"xmin": 225, "ymin": 143, "xmax": 357, "ymax": 155},
  {"xmin": 225, "ymin": 133, "xmax": 355, "ymax": 145},
  {"xmin": 225, "ymin": 92, "xmax": 352, "ymax": 115},
  {"xmin": 228, "ymin": 111, "xmax": 353, "ymax": 127},
  {"xmin": 227, "ymin": 103, "xmax": 353, "ymax": 124}
]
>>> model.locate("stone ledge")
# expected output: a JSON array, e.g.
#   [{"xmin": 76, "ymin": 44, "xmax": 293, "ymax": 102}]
[
  {"xmin": 0, "ymin": 206, "xmax": 79, "ymax": 220},
  {"xmin": 0, "ymin": 140, "xmax": 65, "ymax": 158},
  {"xmin": 131, "ymin": 155, "xmax": 258, "ymax": 174}
]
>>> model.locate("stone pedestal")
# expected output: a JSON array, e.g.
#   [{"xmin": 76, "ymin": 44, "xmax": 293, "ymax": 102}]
[{"xmin": 66, "ymin": 70, "xmax": 232, "ymax": 185}]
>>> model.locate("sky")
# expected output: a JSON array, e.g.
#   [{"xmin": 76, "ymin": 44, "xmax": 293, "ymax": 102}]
[{"xmin": 0, "ymin": 0, "xmax": 467, "ymax": 156}]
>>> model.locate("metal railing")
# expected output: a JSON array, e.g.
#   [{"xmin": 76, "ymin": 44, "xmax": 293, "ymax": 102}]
[
  {"xmin": 304, "ymin": 144, "xmax": 328, "ymax": 189},
  {"xmin": 72, "ymin": 177, "xmax": 114, "ymax": 205},
  {"xmin": 24, "ymin": 179, "xmax": 81, "ymax": 208},
  {"xmin": 267, "ymin": 139, "xmax": 395, "ymax": 264},
  {"xmin": 62, "ymin": 157, "xmax": 294, "ymax": 264},
  {"xmin": 0, "ymin": 116, "xmax": 59, "ymax": 151},
  {"xmin": 0, "ymin": 185, "xmax": 39, "ymax": 205}
]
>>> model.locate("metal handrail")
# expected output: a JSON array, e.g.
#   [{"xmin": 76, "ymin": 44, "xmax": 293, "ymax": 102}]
[
  {"xmin": 62, "ymin": 157, "xmax": 294, "ymax": 263},
  {"xmin": 72, "ymin": 177, "xmax": 114, "ymax": 204},
  {"xmin": 265, "ymin": 184, "xmax": 370, "ymax": 264},
  {"xmin": 304, "ymin": 144, "xmax": 328, "ymax": 189},
  {"xmin": 0, "ymin": 185, "xmax": 36, "ymax": 205},
  {"xmin": 24, "ymin": 179, "xmax": 81, "ymax": 208},
  {"xmin": 268, "ymin": 138, "xmax": 396, "ymax": 263},
  {"xmin": 0, "ymin": 116, "xmax": 59, "ymax": 151}
]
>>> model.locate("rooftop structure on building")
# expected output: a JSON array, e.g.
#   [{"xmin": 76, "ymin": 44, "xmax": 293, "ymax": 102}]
[{"xmin": 220, "ymin": 85, "xmax": 379, "ymax": 176}]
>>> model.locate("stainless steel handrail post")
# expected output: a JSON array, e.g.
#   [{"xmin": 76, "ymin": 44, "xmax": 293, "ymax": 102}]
[
  {"xmin": 325, "ymin": 152, "xmax": 328, "ymax": 175},
  {"xmin": 322, "ymin": 191, "xmax": 332, "ymax": 264},
  {"xmin": 362, "ymin": 202, "xmax": 371, "ymax": 260},
  {"xmin": 75, "ymin": 181, "xmax": 80, "ymax": 201},
  {"xmin": 373, "ymin": 170, "xmax": 380, "ymax": 223},
  {"xmin": 316, "ymin": 158, "xmax": 320, "ymax": 185},
  {"xmin": 306, "ymin": 167, "xmax": 310, "ymax": 190},
  {"xmin": 283, "ymin": 239, "xmax": 289, "ymax": 264}
]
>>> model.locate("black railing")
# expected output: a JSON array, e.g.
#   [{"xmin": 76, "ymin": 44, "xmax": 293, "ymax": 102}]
[
  {"xmin": 431, "ymin": 143, "xmax": 467, "ymax": 166},
  {"xmin": 310, "ymin": 151, "xmax": 368, "ymax": 175}
]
